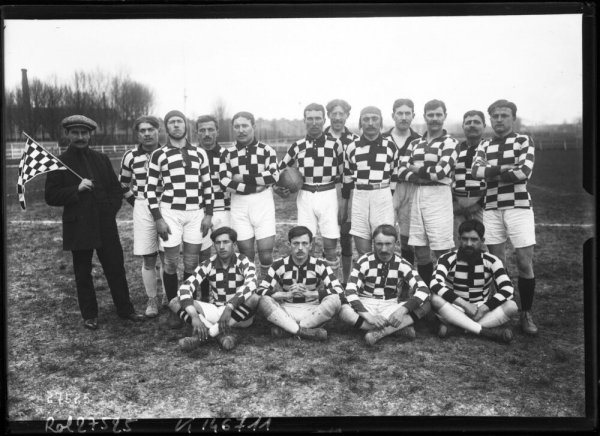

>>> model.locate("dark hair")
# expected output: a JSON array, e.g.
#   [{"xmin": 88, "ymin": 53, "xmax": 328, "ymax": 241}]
[
  {"xmin": 488, "ymin": 99, "xmax": 517, "ymax": 118},
  {"xmin": 458, "ymin": 219, "xmax": 485, "ymax": 239},
  {"xmin": 326, "ymin": 99, "xmax": 351, "ymax": 115},
  {"xmin": 392, "ymin": 98, "xmax": 415, "ymax": 113},
  {"xmin": 424, "ymin": 99, "xmax": 447, "ymax": 114},
  {"xmin": 304, "ymin": 103, "xmax": 326, "ymax": 119},
  {"xmin": 232, "ymin": 111, "xmax": 255, "ymax": 126},
  {"xmin": 288, "ymin": 226, "xmax": 313, "ymax": 243},
  {"xmin": 462, "ymin": 110, "xmax": 486, "ymax": 126},
  {"xmin": 196, "ymin": 115, "xmax": 219, "ymax": 130},
  {"xmin": 372, "ymin": 224, "xmax": 398, "ymax": 241},
  {"xmin": 210, "ymin": 226, "xmax": 238, "ymax": 243},
  {"xmin": 133, "ymin": 115, "xmax": 160, "ymax": 132}
]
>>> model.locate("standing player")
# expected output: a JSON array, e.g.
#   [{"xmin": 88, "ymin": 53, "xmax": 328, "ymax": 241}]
[
  {"xmin": 430, "ymin": 219, "xmax": 517, "ymax": 343},
  {"xmin": 171, "ymin": 227, "xmax": 260, "ymax": 351},
  {"xmin": 275, "ymin": 103, "xmax": 344, "ymax": 279},
  {"xmin": 219, "ymin": 111, "xmax": 279, "ymax": 281},
  {"xmin": 146, "ymin": 110, "xmax": 214, "ymax": 329},
  {"xmin": 341, "ymin": 106, "xmax": 399, "ymax": 258},
  {"xmin": 382, "ymin": 98, "xmax": 421, "ymax": 265},
  {"xmin": 120, "ymin": 115, "xmax": 165, "ymax": 318},
  {"xmin": 196, "ymin": 115, "xmax": 231, "ymax": 302},
  {"xmin": 45, "ymin": 115, "xmax": 145, "ymax": 330},
  {"xmin": 451, "ymin": 110, "xmax": 487, "ymax": 248},
  {"xmin": 325, "ymin": 99, "xmax": 360, "ymax": 287},
  {"xmin": 471, "ymin": 99, "xmax": 538, "ymax": 335},
  {"xmin": 257, "ymin": 226, "xmax": 344, "ymax": 342},
  {"xmin": 338, "ymin": 225, "xmax": 430, "ymax": 346},
  {"xmin": 397, "ymin": 100, "xmax": 458, "ymax": 286}
]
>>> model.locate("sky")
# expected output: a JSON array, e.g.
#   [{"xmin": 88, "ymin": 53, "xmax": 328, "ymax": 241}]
[{"xmin": 4, "ymin": 14, "xmax": 583, "ymax": 128}]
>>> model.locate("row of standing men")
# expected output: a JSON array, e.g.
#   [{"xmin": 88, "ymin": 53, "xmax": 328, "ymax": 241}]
[{"xmin": 45, "ymin": 97, "xmax": 537, "ymax": 346}]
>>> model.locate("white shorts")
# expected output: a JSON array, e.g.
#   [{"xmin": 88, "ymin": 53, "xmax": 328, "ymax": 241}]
[
  {"xmin": 160, "ymin": 207, "xmax": 211, "ymax": 248},
  {"xmin": 483, "ymin": 208, "xmax": 536, "ymax": 248},
  {"xmin": 350, "ymin": 188, "xmax": 395, "ymax": 240},
  {"xmin": 230, "ymin": 189, "xmax": 276, "ymax": 241},
  {"xmin": 133, "ymin": 199, "xmax": 163, "ymax": 255},
  {"xmin": 360, "ymin": 298, "xmax": 406, "ymax": 319},
  {"xmin": 393, "ymin": 182, "xmax": 418, "ymax": 238},
  {"xmin": 297, "ymin": 188, "xmax": 340, "ymax": 239},
  {"xmin": 434, "ymin": 300, "xmax": 484, "ymax": 321},
  {"xmin": 192, "ymin": 300, "xmax": 253, "ymax": 328},
  {"xmin": 408, "ymin": 185, "xmax": 454, "ymax": 251},
  {"xmin": 280, "ymin": 301, "xmax": 320, "ymax": 324},
  {"xmin": 203, "ymin": 210, "xmax": 232, "ymax": 251}
]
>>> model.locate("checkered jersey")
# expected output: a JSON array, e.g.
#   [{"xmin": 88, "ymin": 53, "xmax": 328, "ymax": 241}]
[
  {"xmin": 324, "ymin": 126, "xmax": 360, "ymax": 150},
  {"xmin": 219, "ymin": 139, "xmax": 279, "ymax": 195},
  {"xmin": 342, "ymin": 135, "xmax": 400, "ymax": 199},
  {"xmin": 279, "ymin": 134, "xmax": 344, "ymax": 185},
  {"xmin": 178, "ymin": 253, "xmax": 257, "ymax": 310},
  {"xmin": 471, "ymin": 132, "xmax": 535, "ymax": 210},
  {"xmin": 145, "ymin": 140, "xmax": 213, "ymax": 214},
  {"xmin": 452, "ymin": 140, "xmax": 487, "ymax": 193},
  {"xmin": 202, "ymin": 143, "xmax": 230, "ymax": 212},
  {"xmin": 257, "ymin": 255, "xmax": 344, "ymax": 303},
  {"xmin": 431, "ymin": 250, "xmax": 514, "ymax": 311},
  {"xmin": 397, "ymin": 130, "xmax": 458, "ymax": 185},
  {"xmin": 345, "ymin": 252, "xmax": 429, "ymax": 313},
  {"xmin": 120, "ymin": 144, "xmax": 164, "ymax": 202},
  {"xmin": 382, "ymin": 128, "xmax": 421, "ymax": 183}
]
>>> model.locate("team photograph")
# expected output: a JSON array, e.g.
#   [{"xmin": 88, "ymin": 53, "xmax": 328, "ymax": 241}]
[{"xmin": 2, "ymin": 4, "xmax": 596, "ymax": 434}]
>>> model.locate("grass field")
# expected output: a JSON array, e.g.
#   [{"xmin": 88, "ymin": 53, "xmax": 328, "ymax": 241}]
[{"xmin": 4, "ymin": 147, "xmax": 595, "ymax": 426}]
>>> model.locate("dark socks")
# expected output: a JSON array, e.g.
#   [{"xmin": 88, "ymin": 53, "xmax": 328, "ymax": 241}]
[
  {"xmin": 417, "ymin": 262, "xmax": 434, "ymax": 286},
  {"xmin": 519, "ymin": 276, "xmax": 536, "ymax": 311},
  {"xmin": 163, "ymin": 271, "xmax": 179, "ymax": 302},
  {"xmin": 402, "ymin": 248, "xmax": 415, "ymax": 265}
]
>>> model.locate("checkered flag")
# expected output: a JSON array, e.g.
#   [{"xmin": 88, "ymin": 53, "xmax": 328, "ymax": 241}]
[{"xmin": 16, "ymin": 136, "xmax": 68, "ymax": 210}]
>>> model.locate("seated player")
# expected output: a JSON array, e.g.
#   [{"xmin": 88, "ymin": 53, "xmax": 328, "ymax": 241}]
[
  {"xmin": 430, "ymin": 219, "xmax": 517, "ymax": 343},
  {"xmin": 339, "ymin": 225, "xmax": 431, "ymax": 347},
  {"xmin": 257, "ymin": 226, "xmax": 344, "ymax": 342},
  {"xmin": 170, "ymin": 227, "xmax": 260, "ymax": 352}
]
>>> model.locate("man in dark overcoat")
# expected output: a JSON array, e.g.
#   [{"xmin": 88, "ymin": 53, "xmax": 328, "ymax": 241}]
[{"xmin": 45, "ymin": 115, "xmax": 145, "ymax": 330}]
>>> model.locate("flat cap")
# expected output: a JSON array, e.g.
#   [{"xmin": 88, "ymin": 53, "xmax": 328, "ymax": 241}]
[{"xmin": 62, "ymin": 115, "xmax": 98, "ymax": 131}]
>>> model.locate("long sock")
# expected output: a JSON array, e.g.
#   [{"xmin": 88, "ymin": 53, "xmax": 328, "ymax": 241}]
[
  {"xmin": 437, "ymin": 302, "xmax": 482, "ymax": 334},
  {"xmin": 519, "ymin": 277, "xmax": 535, "ymax": 311},
  {"xmin": 478, "ymin": 306, "xmax": 511, "ymax": 328},
  {"xmin": 342, "ymin": 255, "xmax": 353, "ymax": 284},
  {"xmin": 141, "ymin": 265, "xmax": 158, "ymax": 298},
  {"xmin": 417, "ymin": 262, "xmax": 434, "ymax": 285},
  {"xmin": 301, "ymin": 296, "xmax": 341, "ymax": 329},
  {"xmin": 183, "ymin": 271, "xmax": 192, "ymax": 281},
  {"xmin": 401, "ymin": 248, "xmax": 415, "ymax": 265},
  {"xmin": 259, "ymin": 298, "xmax": 300, "ymax": 334},
  {"xmin": 163, "ymin": 271, "xmax": 179, "ymax": 302}
]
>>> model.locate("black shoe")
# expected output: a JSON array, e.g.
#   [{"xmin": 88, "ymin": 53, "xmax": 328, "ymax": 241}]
[
  {"xmin": 84, "ymin": 318, "xmax": 98, "ymax": 330},
  {"xmin": 124, "ymin": 312, "xmax": 146, "ymax": 322}
]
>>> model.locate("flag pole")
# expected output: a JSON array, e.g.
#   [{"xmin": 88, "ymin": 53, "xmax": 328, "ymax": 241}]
[{"xmin": 22, "ymin": 132, "xmax": 84, "ymax": 180}]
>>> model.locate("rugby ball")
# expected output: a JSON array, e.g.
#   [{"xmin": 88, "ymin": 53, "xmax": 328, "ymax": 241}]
[{"xmin": 277, "ymin": 167, "xmax": 304, "ymax": 193}]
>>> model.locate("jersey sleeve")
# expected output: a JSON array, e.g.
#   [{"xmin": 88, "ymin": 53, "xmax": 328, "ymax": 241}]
[
  {"xmin": 119, "ymin": 150, "xmax": 135, "ymax": 203},
  {"xmin": 228, "ymin": 256, "xmax": 258, "ymax": 308},
  {"xmin": 344, "ymin": 256, "xmax": 368, "ymax": 313},
  {"xmin": 178, "ymin": 260, "xmax": 212, "ymax": 309},
  {"xmin": 417, "ymin": 137, "xmax": 458, "ymax": 182},
  {"xmin": 484, "ymin": 255, "xmax": 515, "ymax": 310},
  {"xmin": 242, "ymin": 145, "xmax": 280, "ymax": 186},
  {"xmin": 499, "ymin": 135, "xmax": 535, "ymax": 183},
  {"xmin": 430, "ymin": 252, "xmax": 459, "ymax": 303},
  {"xmin": 400, "ymin": 260, "xmax": 430, "ymax": 312}
]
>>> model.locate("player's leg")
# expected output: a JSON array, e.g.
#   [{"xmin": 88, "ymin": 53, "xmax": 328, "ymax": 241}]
[
  {"xmin": 350, "ymin": 190, "xmax": 372, "ymax": 258},
  {"xmin": 408, "ymin": 186, "xmax": 434, "ymax": 285},
  {"xmin": 338, "ymin": 303, "xmax": 377, "ymax": 331},
  {"xmin": 257, "ymin": 295, "xmax": 301, "ymax": 334},
  {"xmin": 173, "ymin": 299, "xmax": 220, "ymax": 351},
  {"xmin": 340, "ymin": 222, "xmax": 353, "ymax": 286},
  {"xmin": 422, "ymin": 185, "xmax": 454, "ymax": 261},
  {"xmin": 72, "ymin": 249, "xmax": 99, "ymax": 325},
  {"xmin": 159, "ymin": 208, "xmax": 184, "ymax": 305},
  {"xmin": 318, "ymin": 189, "xmax": 342, "ymax": 278},
  {"xmin": 142, "ymin": 253, "xmax": 159, "ymax": 318},
  {"xmin": 364, "ymin": 300, "xmax": 429, "ymax": 346},
  {"xmin": 134, "ymin": 198, "xmax": 160, "ymax": 316},
  {"xmin": 430, "ymin": 293, "xmax": 484, "ymax": 334},
  {"xmin": 257, "ymin": 236, "xmax": 275, "ymax": 281},
  {"xmin": 298, "ymin": 294, "xmax": 341, "ymax": 329},
  {"xmin": 208, "ymin": 293, "xmax": 261, "ymax": 337},
  {"xmin": 158, "ymin": 249, "xmax": 168, "ymax": 307},
  {"xmin": 162, "ymin": 245, "xmax": 183, "ymax": 328},
  {"xmin": 198, "ymin": 247, "xmax": 212, "ymax": 302},
  {"xmin": 252, "ymin": 189, "xmax": 277, "ymax": 280},
  {"xmin": 478, "ymin": 300, "xmax": 518, "ymax": 328},
  {"xmin": 397, "ymin": 183, "xmax": 417, "ymax": 264}
]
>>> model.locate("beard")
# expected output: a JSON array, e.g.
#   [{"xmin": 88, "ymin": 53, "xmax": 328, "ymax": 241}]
[{"xmin": 456, "ymin": 246, "xmax": 482, "ymax": 267}]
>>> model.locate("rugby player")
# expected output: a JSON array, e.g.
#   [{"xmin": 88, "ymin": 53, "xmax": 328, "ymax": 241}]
[
  {"xmin": 397, "ymin": 100, "xmax": 459, "ymax": 286},
  {"xmin": 471, "ymin": 99, "xmax": 538, "ymax": 335},
  {"xmin": 219, "ymin": 111, "xmax": 279, "ymax": 281},
  {"xmin": 275, "ymin": 103, "xmax": 344, "ymax": 279},
  {"xmin": 145, "ymin": 110, "xmax": 214, "ymax": 329},
  {"xmin": 430, "ymin": 219, "xmax": 517, "ymax": 343},
  {"xmin": 119, "ymin": 115, "xmax": 166, "ymax": 318},
  {"xmin": 341, "ymin": 106, "xmax": 400, "ymax": 258},
  {"xmin": 452, "ymin": 110, "xmax": 487, "ymax": 248},
  {"xmin": 172, "ymin": 227, "xmax": 260, "ymax": 351},
  {"xmin": 257, "ymin": 226, "xmax": 344, "ymax": 342},
  {"xmin": 338, "ymin": 225, "xmax": 430, "ymax": 346},
  {"xmin": 325, "ymin": 99, "xmax": 360, "ymax": 287}
]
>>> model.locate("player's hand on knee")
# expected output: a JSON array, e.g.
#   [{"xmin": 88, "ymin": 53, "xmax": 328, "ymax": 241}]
[
  {"xmin": 192, "ymin": 318, "xmax": 209, "ymax": 342},
  {"xmin": 255, "ymin": 185, "xmax": 267, "ymax": 193},
  {"xmin": 463, "ymin": 302, "xmax": 478, "ymax": 318},
  {"xmin": 218, "ymin": 306, "xmax": 233, "ymax": 333},
  {"xmin": 473, "ymin": 305, "xmax": 489, "ymax": 322},
  {"xmin": 364, "ymin": 313, "xmax": 389, "ymax": 329},
  {"xmin": 389, "ymin": 307, "xmax": 408, "ymax": 328}
]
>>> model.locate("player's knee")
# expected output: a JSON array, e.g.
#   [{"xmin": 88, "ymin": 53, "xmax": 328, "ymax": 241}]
[
  {"xmin": 414, "ymin": 246, "xmax": 432, "ymax": 265},
  {"xmin": 182, "ymin": 252, "xmax": 199, "ymax": 274},
  {"xmin": 258, "ymin": 249, "xmax": 273, "ymax": 266},
  {"xmin": 198, "ymin": 248, "xmax": 212, "ymax": 263},
  {"xmin": 169, "ymin": 298, "xmax": 181, "ymax": 313},
  {"xmin": 338, "ymin": 304, "xmax": 358, "ymax": 325},
  {"xmin": 163, "ymin": 251, "xmax": 179, "ymax": 274},
  {"xmin": 257, "ymin": 295, "xmax": 279, "ymax": 317},
  {"xmin": 415, "ymin": 300, "xmax": 431, "ymax": 318},
  {"xmin": 502, "ymin": 299, "xmax": 519, "ymax": 317},
  {"xmin": 245, "ymin": 293, "xmax": 261, "ymax": 309},
  {"xmin": 142, "ymin": 253, "xmax": 158, "ymax": 270},
  {"xmin": 429, "ymin": 293, "xmax": 445, "ymax": 311},
  {"xmin": 320, "ymin": 294, "xmax": 342, "ymax": 317}
]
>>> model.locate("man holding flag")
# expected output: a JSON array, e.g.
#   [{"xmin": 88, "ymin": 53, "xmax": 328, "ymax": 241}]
[{"xmin": 44, "ymin": 115, "xmax": 145, "ymax": 330}]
